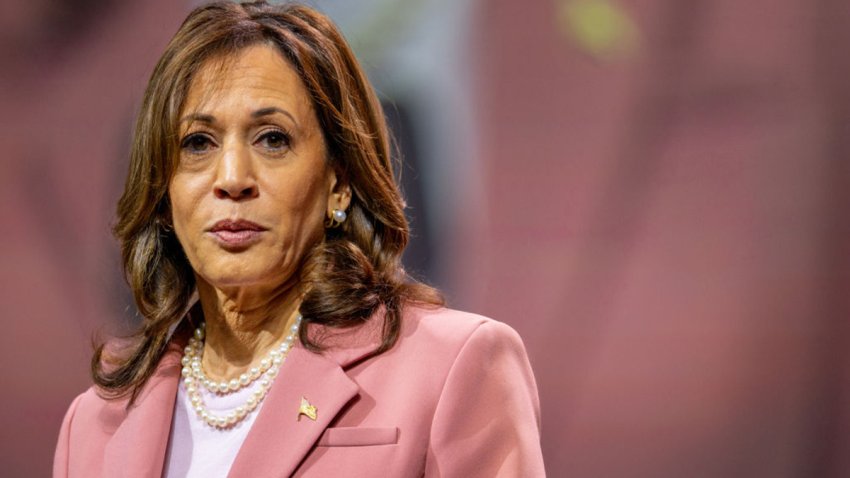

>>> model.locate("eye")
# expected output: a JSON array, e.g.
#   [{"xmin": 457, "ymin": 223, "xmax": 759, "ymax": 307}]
[
  {"xmin": 256, "ymin": 130, "xmax": 291, "ymax": 152},
  {"xmin": 180, "ymin": 133, "xmax": 215, "ymax": 154}
]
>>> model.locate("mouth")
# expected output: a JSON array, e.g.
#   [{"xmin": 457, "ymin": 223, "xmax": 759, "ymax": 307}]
[{"xmin": 207, "ymin": 219, "xmax": 267, "ymax": 248}]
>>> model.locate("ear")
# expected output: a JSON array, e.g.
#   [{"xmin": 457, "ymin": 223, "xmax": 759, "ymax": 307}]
[{"xmin": 326, "ymin": 168, "xmax": 352, "ymax": 215}]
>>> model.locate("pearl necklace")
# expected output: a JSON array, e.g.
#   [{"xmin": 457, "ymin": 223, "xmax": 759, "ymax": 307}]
[{"xmin": 180, "ymin": 315, "xmax": 302, "ymax": 429}]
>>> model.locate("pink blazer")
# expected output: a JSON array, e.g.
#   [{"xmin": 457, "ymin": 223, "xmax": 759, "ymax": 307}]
[{"xmin": 54, "ymin": 307, "xmax": 545, "ymax": 477}]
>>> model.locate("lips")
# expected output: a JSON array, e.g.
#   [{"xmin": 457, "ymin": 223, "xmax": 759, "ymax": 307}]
[{"xmin": 208, "ymin": 219, "xmax": 267, "ymax": 248}]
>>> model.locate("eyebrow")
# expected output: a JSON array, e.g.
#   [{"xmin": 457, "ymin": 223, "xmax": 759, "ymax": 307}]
[
  {"xmin": 180, "ymin": 113, "xmax": 215, "ymax": 125},
  {"xmin": 179, "ymin": 107, "xmax": 298, "ymax": 126},
  {"xmin": 252, "ymin": 107, "xmax": 296, "ymax": 124}
]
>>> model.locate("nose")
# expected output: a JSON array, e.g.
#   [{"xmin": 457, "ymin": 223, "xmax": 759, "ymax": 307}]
[{"xmin": 213, "ymin": 141, "xmax": 258, "ymax": 201}]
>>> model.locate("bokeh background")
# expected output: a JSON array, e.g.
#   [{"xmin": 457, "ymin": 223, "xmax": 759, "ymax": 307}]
[{"xmin": 2, "ymin": 0, "xmax": 849, "ymax": 476}]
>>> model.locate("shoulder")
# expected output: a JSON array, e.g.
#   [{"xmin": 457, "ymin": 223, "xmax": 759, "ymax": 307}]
[
  {"xmin": 54, "ymin": 387, "xmax": 127, "ymax": 477},
  {"xmin": 59, "ymin": 386, "xmax": 128, "ymax": 439},
  {"xmin": 321, "ymin": 305, "xmax": 528, "ymax": 368},
  {"xmin": 405, "ymin": 308, "xmax": 545, "ymax": 475},
  {"xmin": 388, "ymin": 305, "xmax": 533, "ymax": 388},
  {"xmin": 55, "ymin": 333, "xmax": 187, "ymax": 462},
  {"xmin": 399, "ymin": 305, "xmax": 528, "ymax": 356}
]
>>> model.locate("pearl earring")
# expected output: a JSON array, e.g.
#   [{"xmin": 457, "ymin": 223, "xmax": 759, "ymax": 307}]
[{"xmin": 326, "ymin": 208, "xmax": 347, "ymax": 228}]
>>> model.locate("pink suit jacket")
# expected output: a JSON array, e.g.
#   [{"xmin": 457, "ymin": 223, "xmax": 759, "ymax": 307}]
[{"xmin": 54, "ymin": 307, "xmax": 545, "ymax": 477}]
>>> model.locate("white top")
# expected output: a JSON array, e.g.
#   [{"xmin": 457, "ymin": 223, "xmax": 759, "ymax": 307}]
[{"xmin": 163, "ymin": 379, "xmax": 265, "ymax": 478}]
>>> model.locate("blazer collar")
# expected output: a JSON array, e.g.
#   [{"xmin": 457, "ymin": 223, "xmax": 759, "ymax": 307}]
[
  {"xmin": 228, "ymin": 345, "xmax": 360, "ymax": 477},
  {"xmin": 306, "ymin": 311, "xmax": 386, "ymax": 369},
  {"xmin": 100, "ymin": 315, "xmax": 379, "ymax": 478},
  {"xmin": 228, "ymin": 315, "xmax": 385, "ymax": 476}
]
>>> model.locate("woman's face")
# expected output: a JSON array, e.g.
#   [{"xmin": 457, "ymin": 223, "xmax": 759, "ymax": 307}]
[{"xmin": 169, "ymin": 44, "xmax": 347, "ymax": 292}]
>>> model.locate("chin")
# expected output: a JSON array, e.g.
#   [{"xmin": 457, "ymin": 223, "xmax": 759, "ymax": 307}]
[{"xmin": 199, "ymin": 258, "xmax": 291, "ymax": 290}]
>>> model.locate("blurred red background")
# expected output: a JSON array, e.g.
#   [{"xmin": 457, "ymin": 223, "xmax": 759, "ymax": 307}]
[{"xmin": 1, "ymin": 0, "xmax": 849, "ymax": 476}]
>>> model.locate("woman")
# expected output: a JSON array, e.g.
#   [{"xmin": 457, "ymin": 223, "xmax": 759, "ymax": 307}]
[{"xmin": 53, "ymin": 2, "xmax": 544, "ymax": 477}]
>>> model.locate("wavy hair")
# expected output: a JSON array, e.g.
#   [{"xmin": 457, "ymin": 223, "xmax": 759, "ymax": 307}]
[{"xmin": 93, "ymin": 0, "xmax": 443, "ymax": 401}]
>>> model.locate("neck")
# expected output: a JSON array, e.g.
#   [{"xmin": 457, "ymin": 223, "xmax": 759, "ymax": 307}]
[{"xmin": 195, "ymin": 277, "xmax": 302, "ymax": 381}]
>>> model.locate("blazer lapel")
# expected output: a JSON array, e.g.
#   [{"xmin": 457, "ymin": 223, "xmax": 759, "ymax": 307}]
[
  {"xmin": 227, "ymin": 345, "xmax": 360, "ymax": 478},
  {"xmin": 99, "ymin": 314, "xmax": 376, "ymax": 478},
  {"xmin": 101, "ymin": 334, "xmax": 187, "ymax": 478}
]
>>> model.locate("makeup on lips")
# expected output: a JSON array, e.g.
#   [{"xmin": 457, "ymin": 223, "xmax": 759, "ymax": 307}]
[{"xmin": 207, "ymin": 219, "xmax": 267, "ymax": 248}]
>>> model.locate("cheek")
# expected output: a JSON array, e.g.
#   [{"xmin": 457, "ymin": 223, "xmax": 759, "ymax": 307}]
[
  {"xmin": 268, "ymin": 164, "xmax": 332, "ymax": 222},
  {"xmin": 169, "ymin": 170, "xmax": 208, "ymax": 217},
  {"xmin": 274, "ymin": 181, "xmax": 328, "ymax": 240},
  {"xmin": 168, "ymin": 176, "xmax": 206, "ymax": 250}
]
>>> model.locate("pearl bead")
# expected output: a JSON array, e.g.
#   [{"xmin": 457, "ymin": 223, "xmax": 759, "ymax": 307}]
[
  {"xmin": 333, "ymin": 209, "xmax": 347, "ymax": 222},
  {"xmin": 181, "ymin": 314, "xmax": 301, "ymax": 428}
]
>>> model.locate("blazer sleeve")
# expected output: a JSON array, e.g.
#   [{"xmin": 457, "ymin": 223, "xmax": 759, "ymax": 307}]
[
  {"xmin": 425, "ymin": 320, "xmax": 546, "ymax": 477},
  {"xmin": 53, "ymin": 392, "xmax": 84, "ymax": 478}
]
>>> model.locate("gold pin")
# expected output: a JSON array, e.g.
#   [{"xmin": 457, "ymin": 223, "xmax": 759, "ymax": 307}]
[{"xmin": 298, "ymin": 396, "xmax": 317, "ymax": 421}]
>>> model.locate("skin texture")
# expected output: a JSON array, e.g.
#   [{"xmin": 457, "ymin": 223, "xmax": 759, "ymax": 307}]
[{"xmin": 168, "ymin": 44, "xmax": 351, "ymax": 380}]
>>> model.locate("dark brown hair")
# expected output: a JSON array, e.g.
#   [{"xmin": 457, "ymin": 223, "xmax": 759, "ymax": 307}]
[{"xmin": 93, "ymin": 0, "xmax": 442, "ymax": 401}]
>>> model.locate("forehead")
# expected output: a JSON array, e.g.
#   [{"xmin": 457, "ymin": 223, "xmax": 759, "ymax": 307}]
[{"xmin": 181, "ymin": 43, "xmax": 314, "ymax": 121}]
